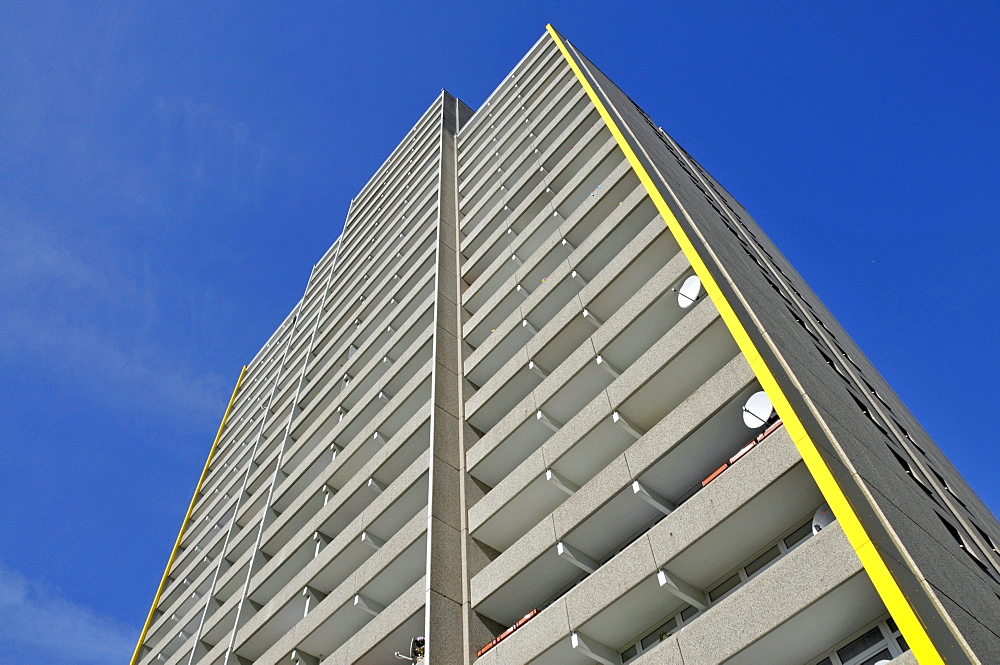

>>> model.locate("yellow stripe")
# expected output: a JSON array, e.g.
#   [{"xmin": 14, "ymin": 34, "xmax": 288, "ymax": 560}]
[
  {"xmin": 545, "ymin": 24, "xmax": 942, "ymax": 665},
  {"xmin": 129, "ymin": 365, "xmax": 248, "ymax": 665}
]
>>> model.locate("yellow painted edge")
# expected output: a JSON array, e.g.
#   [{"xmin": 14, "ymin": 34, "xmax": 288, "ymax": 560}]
[
  {"xmin": 129, "ymin": 365, "xmax": 248, "ymax": 665},
  {"xmin": 545, "ymin": 24, "xmax": 942, "ymax": 665}
]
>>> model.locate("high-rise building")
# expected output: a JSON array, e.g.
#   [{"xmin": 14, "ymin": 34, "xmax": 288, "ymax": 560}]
[{"xmin": 130, "ymin": 26, "xmax": 1000, "ymax": 665}]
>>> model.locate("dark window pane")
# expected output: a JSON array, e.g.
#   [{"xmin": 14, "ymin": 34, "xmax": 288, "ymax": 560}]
[
  {"xmin": 621, "ymin": 645, "xmax": 637, "ymax": 663},
  {"xmin": 708, "ymin": 573, "xmax": 741, "ymax": 602},
  {"xmin": 838, "ymin": 627, "xmax": 884, "ymax": 662},
  {"xmin": 641, "ymin": 617, "xmax": 677, "ymax": 649},
  {"xmin": 745, "ymin": 545, "xmax": 780, "ymax": 577},
  {"xmin": 784, "ymin": 522, "xmax": 812, "ymax": 548}
]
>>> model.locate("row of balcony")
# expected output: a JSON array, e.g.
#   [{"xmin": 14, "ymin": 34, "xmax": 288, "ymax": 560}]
[
  {"xmin": 177, "ymin": 167, "xmax": 442, "ymax": 540},
  {"xmin": 460, "ymin": 86, "xmax": 595, "ymax": 262},
  {"xmin": 454, "ymin": 39, "xmax": 901, "ymax": 665},
  {"xmin": 172, "ymin": 136, "xmax": 445, "ymax": 562},
  {"xmin": 141, "ymin": 94, "xmax": 454, "ymax": 665},
  {"xmin": 457, "ymin": 37, "xmax": 562, "ymax": 184},
  {"xmin": 162, "ymin": 234, "xmax": 437, "ymax": 611},
  {"xmin": 472, "ymin": 436, "xmax": 885, "ymax": 664},
  {"xmin": 459, "ymin": 54, "xmax": 576, "ymax": 215}
]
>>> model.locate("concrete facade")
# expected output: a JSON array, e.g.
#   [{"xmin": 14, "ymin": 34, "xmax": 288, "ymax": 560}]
[{"xmin": 131, "ymin": 28, "xmax": 999, "ymax": 665}]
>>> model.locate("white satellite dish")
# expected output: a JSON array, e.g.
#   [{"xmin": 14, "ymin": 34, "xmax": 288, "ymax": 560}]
[
  {"xmin": 812, "ymin": 504, "xmax": 835, "ymax": 534},
  {"xmin": 742, "ymin": 390, "xmax": 774, "ymax": 428},
  {"xmin": 677, "ymin": 275, "xmax": 702, "ymax": 308}
]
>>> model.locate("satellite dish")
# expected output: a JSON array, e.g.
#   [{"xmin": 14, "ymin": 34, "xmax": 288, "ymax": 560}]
[
  {"xmin": 812, "ymin": 504, "xmax": 835, "ymax": 534},
  {"xmin": 677, "ymin": 275, "xmax": 702, "ymax": 308},
  {"xmin": 742, "ymin": 391, "xmax": 774, "ymax": 428}
]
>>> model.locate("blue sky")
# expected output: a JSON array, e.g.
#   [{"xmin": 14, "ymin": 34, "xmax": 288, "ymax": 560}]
[{"xmin": 0, "ymin": 2, "xmax": 996, "ymax": 663}]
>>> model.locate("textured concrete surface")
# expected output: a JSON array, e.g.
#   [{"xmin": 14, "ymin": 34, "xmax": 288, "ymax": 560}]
[
  {"xmin": 140, "ymin": 33, "xmax": 1000, "ymax": 665},
  {"xmin": 566, "ymin": 38, "xmax": 1000, "ymax": 661}
]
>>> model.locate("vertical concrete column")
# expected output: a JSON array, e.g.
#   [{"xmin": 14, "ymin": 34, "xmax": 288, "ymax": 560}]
[
  {"xmin": 424, "ymin": 93, "xmax": 489, "ymax": 665},
  {"xmin": 424, "ymin": 92, "xmax": 465, "ymax": 665}
]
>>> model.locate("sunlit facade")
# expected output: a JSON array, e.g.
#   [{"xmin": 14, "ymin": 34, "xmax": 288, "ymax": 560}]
[{"xmin": 131, "ymin": 27, "xmax": 1000, "ymax": 665}]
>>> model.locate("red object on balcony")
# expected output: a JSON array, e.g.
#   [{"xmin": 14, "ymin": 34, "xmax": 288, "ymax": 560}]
[
  {"xmin": 755, "ymin": 418, "xmax": 783, "ymax": 443},
  {"xmin": 728, "ymin": 440, "xmax": 758, "ymax": 465},
  {"xmin": 701, "ymin": 463, "xmax": 728, "ymax": 487},
  {"xmin": 476, "ymin": 609, "xmax": 539, "ymax": 657},
  {"xmin": 705, "ymin": 419, "xmax": 784, "ymax": 487}
]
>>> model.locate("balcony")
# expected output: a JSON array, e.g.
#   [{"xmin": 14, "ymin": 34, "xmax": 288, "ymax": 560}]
[
  {"xmin": 470, "ymin": 352, "xmax": 765, "ymax": 627},
  {"xmin": 477, "ymin": 436, "xmax": 884, "ymax": 665},
  {"xmin": 465, "ymin": 195, "xmax": 668, "ymax": 389}
]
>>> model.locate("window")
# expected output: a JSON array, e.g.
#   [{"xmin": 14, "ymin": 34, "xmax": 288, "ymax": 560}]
[
  {"xmin": 619, "ymin": 518, "xmax": 818, "ymax": 663},
  {"xmin": 639, "ymin": 617, "xmax": 677, "ymax": 650},
  {"xmin": 837, "ymin": 627, "xmax": 883, "ymax": 662},
  {"xmin": 784, "ymin": 522, "xmax": 813, "ymax": 548},
  {"xmin": 620, "ymin": 606, "xmax": 697, "ymax": 663},
  {"xmin": 887, "ymin": 446, "xmax": 937, "ymax": 502},
  {"xmin": 850, "ymin": 392, "xmax": 890, "ymax": 438},
  {"xmin": 937, "ymin": 514, "xmax": 998, "ymax": 580},
  {"xmin": 810, "ymin": 618, "xmax": 906, "ymax": 665},
  {"xmin": 930, "ymin": 467, "xmax": 967, "ymax": 509},
  {"xmin": 744, "ymin": 545, "xmax": 781, "ymax": 577},
  {"xmin": 974, "ymin": 524, "xmax": 999, "ymax": 555},
  {"xmin": 708, "ymin": 573, "xmax": 741, "ymax": 602}
]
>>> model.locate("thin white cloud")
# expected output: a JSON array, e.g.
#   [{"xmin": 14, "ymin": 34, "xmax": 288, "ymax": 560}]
[
  {"xmin": 0, "ymin": 305, "xmax": 228, "ymax": 422},
  {"xmin": 0, "ymin": 561, "xmax": 135, "ymax": 665},
  {"xmin": 0, "ymin": 204, "xmax": 230, "ymax": 427},
  {"xmin": 154, "ymin": 96, "xmax": 275, "ymax": 209},
  {"xmin": 0, "ymin": 208, "xmax": 111, "ymax": 293}
]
